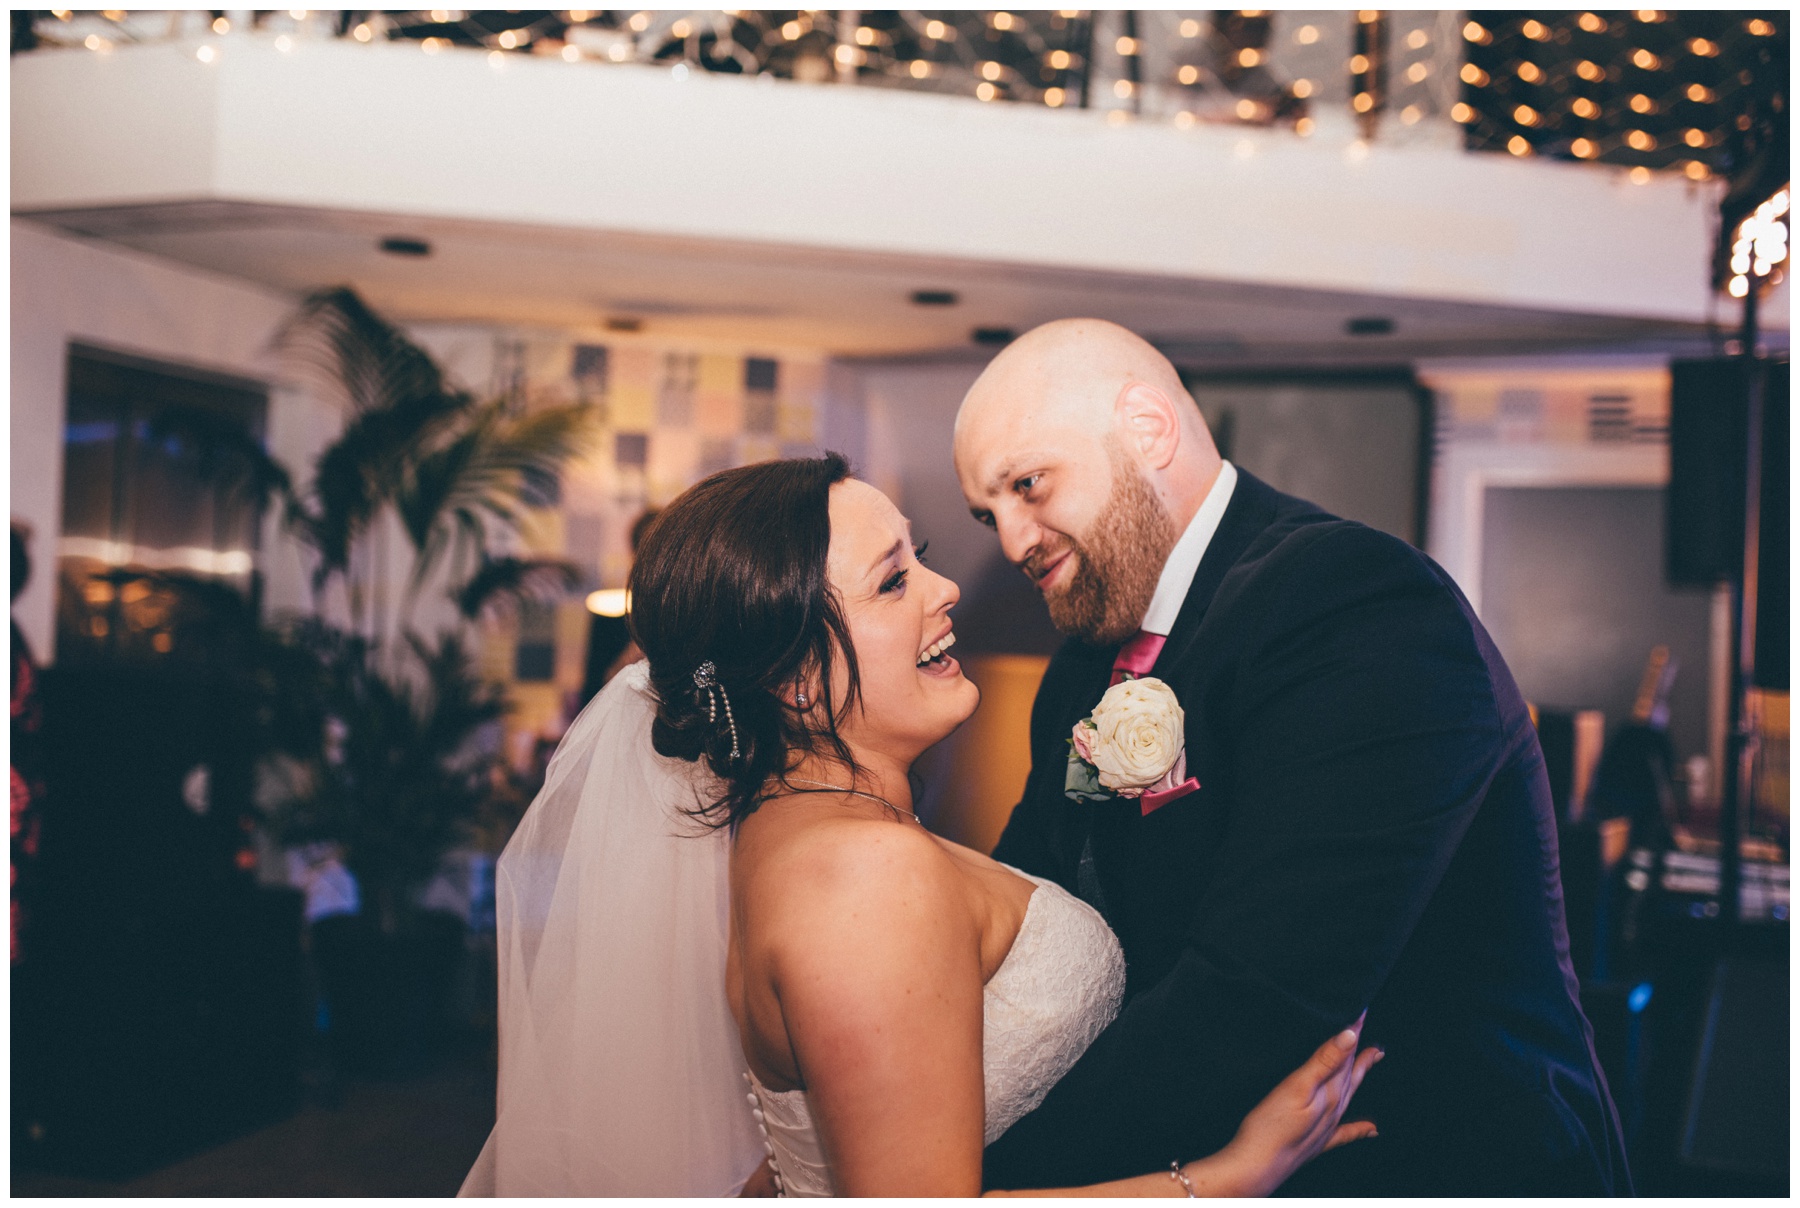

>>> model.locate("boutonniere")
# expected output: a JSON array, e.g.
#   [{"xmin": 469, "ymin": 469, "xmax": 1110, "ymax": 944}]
[{"xmin": 1065, "ymin": 676, "xmax": 1199, "ymax": 815}]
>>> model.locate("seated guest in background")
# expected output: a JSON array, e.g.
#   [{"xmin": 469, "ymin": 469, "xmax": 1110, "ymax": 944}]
[{"xmin": 953, "ymin": 319, "xmax": 1631, "ymax": 1196}]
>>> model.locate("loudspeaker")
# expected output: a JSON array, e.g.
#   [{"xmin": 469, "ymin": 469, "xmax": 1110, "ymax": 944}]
[
  {"xmin": 1668, "ymin": 359, "xmax": 1752, "ymax": 586},
  {"xmin": 1679, "ymin": 955, "xmax": 1788, "ymax": 1184},
  {"xmin": 1666, "ymin": 358, "xmax": 1788, "ymax": 690}
]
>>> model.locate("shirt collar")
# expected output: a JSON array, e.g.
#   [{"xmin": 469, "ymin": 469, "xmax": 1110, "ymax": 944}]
[{"xmin": 1138, "ymin": 460, "xmax": 1238, "ymax": 637}]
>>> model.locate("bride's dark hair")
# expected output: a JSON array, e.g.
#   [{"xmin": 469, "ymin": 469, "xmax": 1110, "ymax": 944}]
[{"xmin": 629, "ymin": 453, "xmax": 863, "ymax": 830}]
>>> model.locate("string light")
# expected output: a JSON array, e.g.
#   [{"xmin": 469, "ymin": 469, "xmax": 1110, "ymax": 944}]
[
  {"xmin": 1044, "ymin": 85, "xmax": 1064, "ymax": 106},
  {"xmin": 1687, "ymin": 83, "xmax": 1713, "ymax": 102},
  {"xmin": 924, "ymin": 19, "xmax": 945, "ymax": 40},
  {"xmin": 212, "ymin": 16, "xmax": 230, "ymax": 33},
  {"xmin": 1048, "ymin": 49, "xmax": 1071, "ymax": 69},
  {"xmin": 1177, "ymin": 64, "xmax": 1199, "ymax": 85},
  {"xmin": 1353, "ymin": 92, "xmax": 1373, "ymax": 113},
  {"xmin": 992, "ymin": 12, "xmax": 1014, "ymax": 31},
  {"xmin": 1727, "ymin": 188, "xmax": 1790, "ymax": 297},
  {"xmin": 1685, "ymin": 161, "xmax": 1709, "ymax": 180},
  {"xmin": 1684, "ymin": 128, "xmax": 1707, "ymax": 147},
  {"xmin": 1572, "ymin": 98, "xmax": 1600, "ymax": 119},
  {"xmin": 1406, "ymin": 29, "xmax": 1428, "ymax": 50},
  {"xmin": 1631, "ymin": 49, "xmax": 1660, "ymax": 70},
  {"xmin": 1629, "ymin": 166, "xmax": 1651, "ymax": 184},
  {"xmin": 909, "ymin": 59, "xmax": 930, "ymax": 78},
  {"xmin": 1517, "ymin": 61, "xmax": 1543, "ymax": 83},
  {"xmin": 1451, "ymin": 101, "xmax": 1475, "ymax": 123},
  {"xmin": 1461, "ymin": 63, "xmax": 1489, "ymax": 86},
  {"xmin": 1521, "ymin": 19, "xmax": 1548, "ymax": 41},
  {"xmin": 1746, "ymin": 19, "xmax": 1775, "ymax": 36},
  {"xmin": 1295, "ymin": 24, "xmax": 1319, "ymax": 45},
  {"xmin": 1689, "ymin": 38, "xmax": 1719, "ymax": 57},
  {"xmin": 1115, "ymin": 35, "xmax": 1138, "ymax": 56},
  {"xmin": 980, "ymin": 60, "xmax": 1001, "ymax": 81},
  {"xmin": 976, "ymin": 81, "xmax": 997, "ymax": 101},
  {"xmin": 1401, "ymin": 104, "xmax": 1421, "ymax": 124},
  {"xmin": 1292, "ymin": 78, "xmax": 1313, "ymax": 98},
  {"xmin": 1572, "ymin": 138, "xmax": 1598, "ymax": 158},
  {"xmin": 1237, "ymin": 47, "xmax": 1261, "ymax": 67},
  {"xmin": 1180, "ymin": 19, "xmax": 1201, "ymax": 38},
  {"xmin": 1627, "ymin": 130, "xmax": 1655, "ymax": 150},
  {"xmin": 353, "ymin": 22, "xmax": 373, "ymax": 41},
  {"xmin": 853, "ymin": 25, "xmax": 876, "ymax": 46},
  {"xmin": 1295, "ymin": 116, "xmax": 1315, "ymax": 136},
  {"xmin": 670, "ymin": 18, "xmax": 691, "ymax": 39},
  {"xmin": 561, "ymin": 42, "xmax": 580, "ymax": 61},
  {"xmin": 1576, "ymin": 59, "xmax": 1604, "ymax": 82},
  {"xmin": 1113, "ymin": 78, "xmax": 1133, "ymax": 98},
  {"xmin": 1514, "ymin": 104, "xmax": 1539, "ymax": 126},
  {"xmin": 1349, "ymin": 53, "xmax": 1369, "ymax": 73},
  {"xmin": 1578, "ymin": 12, "xmax": 1606, "ymax": 33},
  {"xmin": 1463, "ymin": 21, "xmax": 1490, "ymax": 44},
  {"xmin": 1235, "ymin": 98, "xmax": 1258, "ymax": 121},
  {"xmin": 1508, "ymin": 135, "xmax": 1531, "ymax": 156},
  {"xmin": 1630, "ymin": 94, "xmax": 1655, "ymax": 114},
  {"xmin": 628, "ymin": 12, "xmax": 650, "ymax": 33}
]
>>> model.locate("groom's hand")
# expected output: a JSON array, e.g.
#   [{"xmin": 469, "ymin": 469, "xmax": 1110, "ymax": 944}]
[{"xmin": 739, "ymin": 1157, "xmax": 780, "ymax": 1197}]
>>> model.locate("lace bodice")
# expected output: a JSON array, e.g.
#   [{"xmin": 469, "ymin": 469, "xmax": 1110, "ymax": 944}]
[{"xmin": 745, "ymin": 867, "xmax": 1126, "ymax": 1195}]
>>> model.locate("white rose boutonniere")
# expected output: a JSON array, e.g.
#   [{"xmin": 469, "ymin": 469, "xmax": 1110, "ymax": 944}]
[{"xmin": 1065, "ymin": 676, "xmax": 1188, "ymax": 803}]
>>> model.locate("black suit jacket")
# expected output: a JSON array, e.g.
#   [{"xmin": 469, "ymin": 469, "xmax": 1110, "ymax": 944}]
[{"xmin": 983, "ymin": 471, "xmax": 1630, "ymax": 1196}]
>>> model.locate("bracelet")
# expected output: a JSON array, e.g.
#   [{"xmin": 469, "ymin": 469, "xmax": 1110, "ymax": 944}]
[{"xmin": 1168, "ymin": 1161, "xmax": 1197, "ymax": 1198}]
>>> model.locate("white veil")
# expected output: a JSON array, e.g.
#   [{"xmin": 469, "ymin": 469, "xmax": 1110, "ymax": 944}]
[{"xmin": 459, "ymin": 661, "xmax": 765, "ymax": 1196}]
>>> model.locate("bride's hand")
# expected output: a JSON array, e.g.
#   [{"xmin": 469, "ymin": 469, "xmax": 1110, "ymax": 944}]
[{"xmin": 1215, "ymin": 1016, "xmax": 1382, "ymax": 1197}]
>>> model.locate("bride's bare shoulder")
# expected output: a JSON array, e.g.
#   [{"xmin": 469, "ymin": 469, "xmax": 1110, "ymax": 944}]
[{"xmin": 738, "ymin": 808, "xmax": 972, "ymax": 952}]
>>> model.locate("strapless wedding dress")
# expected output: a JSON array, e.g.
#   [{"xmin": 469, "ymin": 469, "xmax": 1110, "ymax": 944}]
[{"xmin": 744, "ymin": 868, "xmax": 1126, "ymax": 1196}]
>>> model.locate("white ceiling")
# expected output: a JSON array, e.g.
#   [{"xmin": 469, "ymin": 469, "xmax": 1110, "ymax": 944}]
[{"xmin": 24, "ymin": 200, "xmax": 1720, "ymax": 367}]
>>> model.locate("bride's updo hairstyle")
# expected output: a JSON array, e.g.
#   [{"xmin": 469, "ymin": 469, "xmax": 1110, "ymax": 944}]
[{"xmin": 630, "ymin": 453, "xmax": 863, "ymax": 830}]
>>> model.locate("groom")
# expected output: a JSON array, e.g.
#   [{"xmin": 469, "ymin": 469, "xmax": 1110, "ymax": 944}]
[{"xmin": 954, "ymin": 320, "xmax": 1630, "ymax": 1196}]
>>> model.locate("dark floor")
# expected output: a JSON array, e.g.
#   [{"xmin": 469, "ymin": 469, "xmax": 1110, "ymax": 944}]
[{"xmin": 11, "ymin": 1053, "xmax": 495, "ymax": 1197}]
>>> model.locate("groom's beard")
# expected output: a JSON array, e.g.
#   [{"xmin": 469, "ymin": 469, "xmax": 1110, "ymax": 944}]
[{"xmin": 1028, "ymin": 453, "xmax": 1176, "ymax": 647}]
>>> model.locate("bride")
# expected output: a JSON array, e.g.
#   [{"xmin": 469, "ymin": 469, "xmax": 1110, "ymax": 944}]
[{"xmin": 461, "ymin": 455, "xmax": 1378, "ymax": 1197}]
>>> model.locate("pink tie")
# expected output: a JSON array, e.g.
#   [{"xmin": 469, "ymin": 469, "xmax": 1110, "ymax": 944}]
[{"xmin": 1110, "ymin": 631, "xmax": 1166, "ymax": 686}]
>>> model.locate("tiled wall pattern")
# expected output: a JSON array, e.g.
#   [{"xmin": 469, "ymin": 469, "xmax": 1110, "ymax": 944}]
[
  {"xmin": 476, "ymin": 332, "xmax": 830, "ymax": 741},
  {"xmin": 1427, "ymin": 366, "xmax": 1671, "ymax": 447}
]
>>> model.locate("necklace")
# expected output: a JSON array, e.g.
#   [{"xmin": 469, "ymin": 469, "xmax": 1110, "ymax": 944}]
[{"xmin": 783, "ymin": 776, "xmax": 924, "ymax": 827}]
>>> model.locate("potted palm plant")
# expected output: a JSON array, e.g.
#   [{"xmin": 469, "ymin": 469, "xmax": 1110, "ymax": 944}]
[{"xmin": 254, "ymin": 288, "xmax": 595, "ymax": 1071}]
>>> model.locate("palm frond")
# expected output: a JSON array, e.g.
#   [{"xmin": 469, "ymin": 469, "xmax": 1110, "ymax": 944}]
[{"xmin": 453, "ymin": 555, "xmax": 584, "ymax": 622}]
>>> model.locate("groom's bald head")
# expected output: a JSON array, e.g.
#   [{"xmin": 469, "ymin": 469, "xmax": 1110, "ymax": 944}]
[{"xmin": 953, "ymin": 319, "xmax": 1223, "ymax": 643}]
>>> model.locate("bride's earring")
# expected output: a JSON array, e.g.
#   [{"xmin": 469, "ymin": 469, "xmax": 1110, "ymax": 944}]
[{"xmin": 795, "ymin": 688, "xmax": 809, "ymax": 709}]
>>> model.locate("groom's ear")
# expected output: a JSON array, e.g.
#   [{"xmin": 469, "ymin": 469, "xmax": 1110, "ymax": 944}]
[{"xmin": 1114, "ymin": 382, "xmax": 1183, "ymax": 471}]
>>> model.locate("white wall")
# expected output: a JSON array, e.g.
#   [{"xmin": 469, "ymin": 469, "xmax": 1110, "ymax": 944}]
[{"xmin": 10, "ymin": 219, "xmax": 332, "ymax": 660}]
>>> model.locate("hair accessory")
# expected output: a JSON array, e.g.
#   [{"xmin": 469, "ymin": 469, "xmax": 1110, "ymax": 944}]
[
  {"xmin": 692, "ymin": 661, "xmax": 740, "ymax": 762},
  {"xmin": 1168, "ymin": 1162, "xmax": 1197, "ymax": 1197}
]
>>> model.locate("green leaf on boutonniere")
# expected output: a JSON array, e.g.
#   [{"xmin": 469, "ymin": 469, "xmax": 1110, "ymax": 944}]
[{"xmin": 1064, "ymin": 746, "xmax": 1110, "ymax": 804}]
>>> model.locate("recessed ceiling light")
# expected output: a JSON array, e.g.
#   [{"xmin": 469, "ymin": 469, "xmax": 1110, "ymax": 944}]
[
  {"xmin": 911, "ymin": 289, "xmax": 959, "ymax": 306},
  {"xmin": 379, "ymin": 236, "xmax": 432, "ymax": 257},
  {"xmin": 972, "ymin": 327, "xmax": 1016, "ymax": 346},
  {"xmin": 605, "ymin": 316, "xmax": 643, "ymax": 333},
  {"xmin": 1345, "ymin": 316, "xmax": 1395, "ymax": 336}
]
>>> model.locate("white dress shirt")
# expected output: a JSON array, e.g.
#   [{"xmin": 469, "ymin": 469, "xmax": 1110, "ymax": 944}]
[{"xmin": 1138, "ymin": 460, "xmax": 1239, "ymax": 637}]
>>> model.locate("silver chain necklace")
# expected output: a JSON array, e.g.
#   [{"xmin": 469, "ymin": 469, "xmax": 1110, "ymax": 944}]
[{"xmin": 782, "ymin": 777, "xmax": 924, "ymax": 827}]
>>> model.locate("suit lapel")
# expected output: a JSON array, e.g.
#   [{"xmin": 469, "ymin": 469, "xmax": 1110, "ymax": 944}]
[{"xmin": 1149, "ymin": 468, "xmax": 1283, "ymax": 680}]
